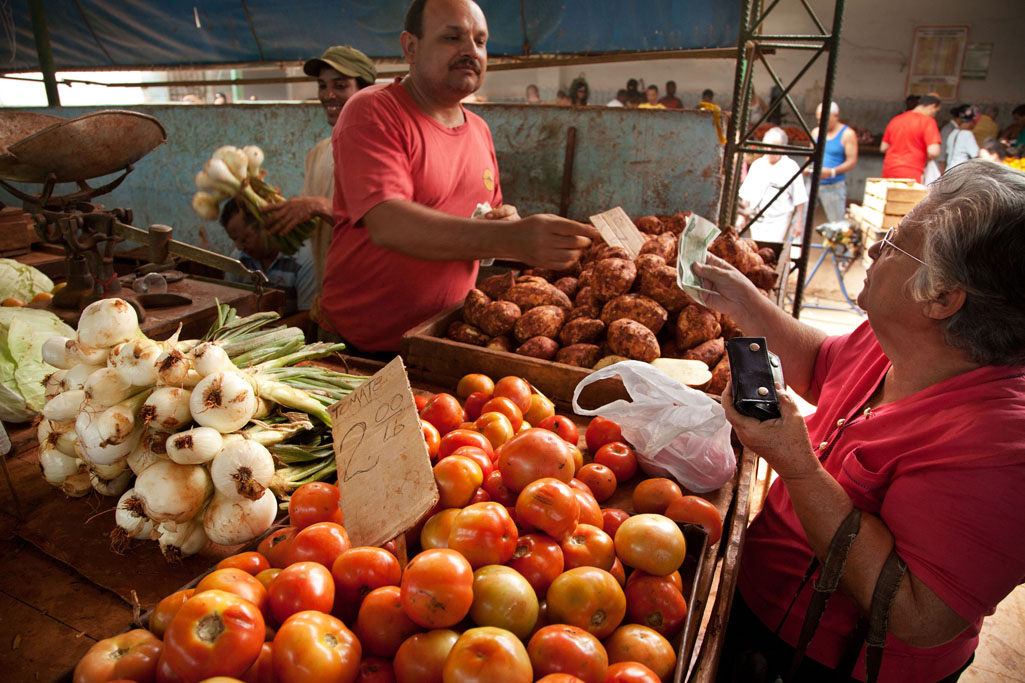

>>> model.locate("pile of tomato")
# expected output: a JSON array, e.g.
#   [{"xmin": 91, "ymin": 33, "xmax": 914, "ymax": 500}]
[{"xmin": 73, "ymin": 373, "xmax": 724, "ymax": 683}]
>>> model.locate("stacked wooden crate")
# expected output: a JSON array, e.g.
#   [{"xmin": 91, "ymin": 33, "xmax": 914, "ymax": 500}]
[
  {"xmin": 0, "ymin": 207, "xmax": 37, "ymax": 257},
  {"xmin": 858, "ymin": 178, "xmax": 928, "ymax": 254}
]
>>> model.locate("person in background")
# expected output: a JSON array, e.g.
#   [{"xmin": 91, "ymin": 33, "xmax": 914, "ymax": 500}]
[
  {"xmin": 220, "ymin": 199, "xmax": 316, "ymax": 316},
  {"xmin": 999, "ymin": 104, "xmax": 1025, "ymax": 144},
  {"xmin": 321, "ymin": 0, "xmax": 599, "ymax": 354},
  {"xmin": 701, "ymin": 88, "xmax": 715, "ymax": 105},
  {"xmin": 880, "ymin": 94, "xmax": 942, "ymax": 181},
  {"xmin": 944, "ymin": 104, "xmax": 981, "ymax": 172},
  {"xmin": 978, "ymin": 138, "xmax": 1008, "ymax": 162},
  {"xmin": 737, "ymin": 127, "xmax": 808, "ymax": 242},
  {"xmin": 181, "ymin": 93, "xmax": 203, "ymax": 104},
  {"xmin": 972, "ymin": 105, "xmax": 999, "ymax": 145},
  {"xmin": 701, "ymin": 159, "xmax": 1025, "ymax": 683},
  {"xmin": 936, "ymin": 106, "xmax": 959, "ymax": 173},
  {"xmin": 905, "ymin": 94, "xmax": 921, "ymax": 111},
  {"xmin": 525, "ymin": 84, "xmax": 541, "ymax": 104},
  {"xmin": 659, "ymin": 81, "xmax": 682, "ymax": 109},
  {"xmin": 213, "ymin": 92, "xmax": 228, "ymax": 105},
  {"xmin": 262, "ymin": 46, "xmax": 376, "ymax": 320},
  {"xmin": 638, "ymin": 85, "xmax": 665, "ymax": 109},
  {"xmin": 808, "ymin": 101, "xmax": 858, "ymax": 223},
  {"xmin": 554, "ymin": 90, "xmax": 572, "ymax": 106},
  {"xmin": 606, "ymin": 89, "xmax": 628, "ymax": 108},
  {"xmin": 569, "ymin": 77, "xmax": 589, "ymax": 106},
  {"xmin": 768, "ymin": 85, "xmax": 784, "ymax": 124},
  {"xmin": 625, "ymin": 78, "xmax": 644, "ymax": 105}
]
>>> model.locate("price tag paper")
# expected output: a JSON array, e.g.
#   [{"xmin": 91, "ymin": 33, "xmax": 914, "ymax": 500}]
[
  {"xmin": 589, "ymin": 206, "xmax": 648, "ymax": 259},
  {"xmin": 329, "ymin": 357, "xmax": 438, "ymax": 547}
]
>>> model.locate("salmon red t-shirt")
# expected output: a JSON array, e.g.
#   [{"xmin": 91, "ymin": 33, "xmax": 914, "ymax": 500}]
[
  {"xmin": 321, "ymin": 80, "xmax": 502, "ymax": 352},
  {"xmin": 881, "ymin": 110, "xmax": 941, "ymax": 181}
]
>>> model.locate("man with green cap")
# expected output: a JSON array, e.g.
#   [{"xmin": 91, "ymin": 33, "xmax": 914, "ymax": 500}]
[{"xmin": 263, "ymin": 45, "xmax": 377, "ymax": 312}]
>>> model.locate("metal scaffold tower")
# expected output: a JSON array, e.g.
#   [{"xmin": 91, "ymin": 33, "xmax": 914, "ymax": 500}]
[{"xmin": 719, "ymin": 0, "xmax": 847, "ymax": 317}]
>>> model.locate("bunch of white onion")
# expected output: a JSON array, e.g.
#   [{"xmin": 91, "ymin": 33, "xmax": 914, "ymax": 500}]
[
  {"xmin": 191, "ymin": 145, "xmax": 266, "ymax": 221},
  {"xmin": 38, "ymin": 299, "xmax": 363, "ymax": 561}
]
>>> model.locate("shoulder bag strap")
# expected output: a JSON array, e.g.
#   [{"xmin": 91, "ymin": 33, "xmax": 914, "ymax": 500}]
[{"xmin": 863, "ymin": 548, "xmax": 908, "ymax": 682}]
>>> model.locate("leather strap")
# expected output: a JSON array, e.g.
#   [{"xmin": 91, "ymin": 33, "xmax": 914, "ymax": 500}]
[
  {"xmin": 863, "ymin": 548, "xmax": 908, "ymax": 682},
  {"xmin": 786, "ymin": 508, "xmax": 862, "ymax": 681}
]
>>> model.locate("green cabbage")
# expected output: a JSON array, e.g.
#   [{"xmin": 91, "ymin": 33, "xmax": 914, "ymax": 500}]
[
  {"xmin": 0, "ymin": 308, "xmax": 75, "ymax": 422},
  {"xmin": 0, "ymin": 258, "xmax": 53, "ymax": 303}
]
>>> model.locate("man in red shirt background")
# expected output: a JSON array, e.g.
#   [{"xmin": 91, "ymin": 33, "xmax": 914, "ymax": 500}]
[{"xmin": 880, "ymin": 94, "xmax": 942, "ymax": 181}]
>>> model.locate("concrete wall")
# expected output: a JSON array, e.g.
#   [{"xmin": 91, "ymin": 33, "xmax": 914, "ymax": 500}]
[{"xmin": 0, "ymin": 103, "xmax": 723, "ymax": 256}]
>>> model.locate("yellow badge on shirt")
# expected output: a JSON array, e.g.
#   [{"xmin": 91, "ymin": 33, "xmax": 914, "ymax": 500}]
[{"xmin": 482, "ymin": 168, "xmax": 495, "ymax": 192}]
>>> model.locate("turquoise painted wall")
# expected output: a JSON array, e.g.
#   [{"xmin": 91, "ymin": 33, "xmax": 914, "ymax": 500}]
[{"xmin": 1, "ymin": 103, "xmax": 723, "ymax": 256}]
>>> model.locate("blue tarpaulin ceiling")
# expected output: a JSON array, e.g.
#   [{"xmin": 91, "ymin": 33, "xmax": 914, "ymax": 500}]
[{"xmin": 2, "ymin": 1, "xmax": 740, "ymax": 73}]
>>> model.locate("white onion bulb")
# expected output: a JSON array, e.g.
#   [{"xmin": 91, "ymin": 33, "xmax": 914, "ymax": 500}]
[
  {"xmin": 66, "ymin": 340, "xmax": 110, "ymax": 366},
  {"xmin": 89, "ymin": 466, "xmax": 132, "ymax": 497},
  {"xmin": 140, "ymin": 387, "xmax": 193, "ymax": 432},
  {"xmin": 43, "ymin": 389, "xmax": 86, "ymax": 421},
  {"xmin": 157, "ymin": 519, "xmax": 208, "ymax": 562},
  {"xmin": 39, "ymin": 448, "xmax": 81, "ymax": 486},
  {"xmin": 43, "ymin": 370, "xmax": 66, "ymax": 401},
  {"xmin": 155, "ymin": 349, "xmax": 191, "ymax": 386},
  {"xmin": 112, "ymin": 488, "xmax": 155, "ymax": 550},
  {"xmin": 83, "ymin": 367, "xmax": 133, "ymax": 408},
  {"xmin": 166, "ymin": 427, "xmax": 223, "ymax": 465},
  {"xmin": 60, "ymin": 468, "xmax": 93, "ymax": 498},
  {"xmin": 193, "ymin": 343, "xmax": 234, "ymax": 377},
  {"xmin": 42, "ymin": 336, "xmax": 76, "ymax": 369},
  {"xmin": 189, "ymin": 371, "xmax": 257, "ymax": 433},
  {"xmin": 209, "ymin": 438, "xmax": 275, "ymax": 501},
  {"xmin": 203, "ymin": 489, "xmax": 277, "ymax": 545},
  {"xmin": 63, "ymin": 364, "xmax": 102, "ymax": 392},
  {"xmin": 77, "ymin": 298, "xmax": 140, "ymax": 349},
  {"xmin": 134, "ymin": 460, "xmax": 213, "ymax": 523}
]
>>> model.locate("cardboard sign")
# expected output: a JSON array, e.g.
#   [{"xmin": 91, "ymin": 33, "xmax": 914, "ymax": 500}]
[
  {"xmin": 589, "ymin": 206, "xmax": 648, "ymax": 259},
  {"xmin": 329, "ymin": 356, "xmax": 438, "ymax": 547}
]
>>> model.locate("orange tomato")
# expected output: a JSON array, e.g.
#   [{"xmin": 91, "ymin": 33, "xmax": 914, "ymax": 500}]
[
  {"xmin": 560, "ymin": 523, "xmax": 616, "ymax": 571},
  {"xmin": 493, "ymin": 376, "xmax": 533, "ymax": 413},
  {"xmin": 422, "ymin": 420, "xmax": 441, "ymax": 460},
  {"xmin": 604, "ymin": 661, "xmax": 662, "ymax": 683},
  {"xmin": 614, "ymin": 514, "xmax": 687, "ymax": 577},
  {"xmin": 631, "ymin": 478, "xmax": 682, "ymax": 515},
  {"xmin": 195, "ymin": 568, "xmax": 269, "ymax": 614},
  {"xmin": 527, "ymin": 624, "xmax": 608, "ymax": 683},
  {"xmin": 624, "ymin": 571, "xmax": 689, "ymax": 638},
  {"xmin": 442, "ymin": 626, "xmax": 533, "ymax": 683},
  {"xmin": 399, "ymin": 548, "xmax": 474, "ymax": 628},
  {"xmin": 515, "ymin": 477, "xmax": 580, "ymax": 542},
  {"xmin": 434, "ymin": 455, "xmax": 484, "ymax": 508},
  {"xmin": 419, "ymin": 393, "xmax": 465, "ymax": 436},
  {"xmin": 149, "ymin": 588, "xmax": 194, "ymax": 639},
  {"xmin": 546, "ymin": 566, "xmax": 626, "ymax": 639},
  {"xmin": 601, "ymin": 508, "xmax": 631, "ymax": 539},
  {"xmin": 272, "ymin": 610, "xmax": 361, "ymax": 683},
  {"xmin": 575, "ymin": 463, "xmax": 617, "ymax": 502},
  {"xmin": 475, "ymin": 411, "xmax": 516, "ymax": 448},
  {"xmin": 355, "ymin": 585, "xmax": 424, "ymax": 657},
  {"xmin": 506, "ymin": 533, "xmax": 565, "ymax": 598},
  {"xmin": 73, "ymin": 629, "xmax": 162, "ymax": 683},
  {"xmin": 523, "ymin": 393, "xmax": 556, "ymax": 427},
  {"xmin": 469, "ymin": 564, "xmax": 539, "ymax": 640},
  {"xmin": 499, "ymin": 428, "xmax": 575, "ymax": 493},
  {"xmin": 603, "ymin": 624, "xmax": 676, "ymax": 682},
  {"xmin": 419, "ymin": 508, "xmax": 462, "ymax": 550},
  {"xmin": 217, "ymin": 551, "xmax": 271, "ymax": 576},
  {"xmin": 288, "ymin": 522, "xmax": 352, "ymax": 569},
  {"xmin": 392, "ymin": 629, "xmax": 459, "ymax": 683},
  {"xmin": 592, "ymin": 442, "xmax": 638, "ymax": 482},
  {"xmin": 457, "ymin": 373, "xmax": 495, "ymax": 399},
  {"xmin": 163, "ymin": 590, "xmax": 265, "ymax": 680},
  {"xmin": 438, "ymin": 428, "xmax": 494, "ymax": 460},
  {"xmin": 664, "ymin": 495, "xmax": 723, "ymax": 545},
  {"xmin": 572, "ymin": 488, "xmax": 604, "ymax": 528},
  {"xmin": 447, "ymin": 501, "xmax": 519, "ymax": 568},
  {"xmin": 481, "ymin": 396, "xmax": 524, "ymax": 431},
  {"xmin": 331, "ymin": 546, "xmax": 402, "ymax": 607}
]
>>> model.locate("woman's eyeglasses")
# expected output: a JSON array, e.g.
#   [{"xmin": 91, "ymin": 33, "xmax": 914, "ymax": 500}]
[{"xmin": 878, "ymin": 226, "xmax": 927, "ymax": 266}]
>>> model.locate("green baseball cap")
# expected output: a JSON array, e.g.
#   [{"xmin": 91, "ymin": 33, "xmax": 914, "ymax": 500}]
[{"xmin": 303, "ymin": 46, "xmax": 377, "ymax": 84}]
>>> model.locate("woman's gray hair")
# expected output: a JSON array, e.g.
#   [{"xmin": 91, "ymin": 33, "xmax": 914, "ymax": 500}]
[{"xmin": 907, "ymin": 159, "xmax": 1025, "ymax": 365}]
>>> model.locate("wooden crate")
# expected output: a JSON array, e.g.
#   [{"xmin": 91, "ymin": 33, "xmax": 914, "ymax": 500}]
[
  {"xmin": 0, "ymin": 207, "xmax": 35, "ymax": 257},
  {"xmin": 860, "ymin": 178, "xmax": 927, "ymax": 230}
]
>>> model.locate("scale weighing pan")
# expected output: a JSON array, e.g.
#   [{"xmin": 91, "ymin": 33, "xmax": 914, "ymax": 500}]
[{"xmin": 0, "ymin": 110, "xmax": 166, "ymax": 183}]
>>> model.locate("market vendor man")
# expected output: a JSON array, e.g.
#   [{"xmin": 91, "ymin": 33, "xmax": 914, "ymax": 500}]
[
  {"xmin": 698, "ymin": 159, "xmax": 1025, "ymax": 682},
  {"xmin": 319, "ymin": 0, "xmax": 600, "ymax": 353}
]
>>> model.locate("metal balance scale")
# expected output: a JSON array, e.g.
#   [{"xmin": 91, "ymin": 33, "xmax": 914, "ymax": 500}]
[{"xmin": 0, "ymin": 110, "xmax": 268, "ymax": 321}]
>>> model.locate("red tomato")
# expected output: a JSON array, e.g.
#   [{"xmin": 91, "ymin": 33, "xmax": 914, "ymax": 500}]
[
  {"xmin": 356, "ymin": 656, "xmax": 396, "ymax": 683},
  {"xmin": 536, "ymin": 675, "xmax": 587, "ymax": 683},
  {"xmin": 575, "ymin": 463, "xmax": 618, "ymax": 502},
  {"xmin": 523, "ymin": 393, "xmax": 556, "ymax": 427},
  {"xmin": 546, "ymin": 567, "xmax": 626, "ymax": 639},
  {"xmin": 149, "ymin": 588, "xmax": 194, "ymax": 639},
  {"xmin": 476, "ymin": 411, "xmax": 516, "ymax": 448},
  {"xmin": 527, "ymin": 624, "xmax": 608, "ymax": 683},
  {"xmin": 536, "ymin": 415, "xmax": 580, "ymax": 445},
  {"xmin": 624, "ymin": 571, "xmax": 688, "ymax": 638},
  {"xmin": 399, "ymin": 548, "xmax": 474, "ymax": 628},
  {"xmin": 499, "ymin": 428, "xmax": 575, "ymax": 492},
  {"xmin": 422, "ymin": 420, "xmax": 441, "ymax": 460},
  {"xmin": 445, "ymin": 445, "xmax": 494, "ymax": 478},
  {"xmin": 610, "ymin": 557, "xmax": 627, "ymax": 587},
  {"xmin": 254, "ymin": 568, "xmax": 281, "ymax": 591},
  {"xmin": 585, "ymin": 416, "xmax": 623, "ymax": 453},
  {"xmin": 73, "ymin": 629, "xmax": 162, "ymax": 683},
  {"xmin": 603, "ymin": 625, "xmax": 676, "ymax": 682},
  {"xmin": 217, "ymin": 551, "xmax": 272, "ymax": 577},
  {"xmin": 567, "ymin": 444, "xmax": 584, "ymax": 474},
  {"xmin": 420, "ymin": 393, "xmax": 465, "ymax": 435},
  {"xmin": 356, "ymin": 586, "xmax": 424, "ymax": 658},
  {"xmin": 273, "ymin": 610, "xmax": 361, "ymax": 683},
  {"xmin": 414, "ymin": 394, "xmax": 429, "ymax": 412},
  {"xmin": 631, "ymin": 478, "xmax": 683, "ymax": 515},
  {"xmin": 442, "ymin": 626, "xmax": 533, "ymax": 683},
  {"xmin": 480, "ymin": 396, "xmax": 524, "ymax": 431},
  {"xmin": 163, "ymin": 590, "xmax": 265, "ymax": 680},
  {"xmin": 155, "ymin": 652, "xmax": 185, "ymax": 683},
  {"xmin": 240, "ymin": 641, "xmax": 274, "ymax": 683},
  {"xmin": 392, "ymin": 629, "xmax": 459, "ymax": 683},
  {"xmin": 470, "ymin": 487, "xmax": 491, "ymax": 503},
  {"xmin": 438, "ymin": 429, "xmax": 494, "ymax": 459},
  {"xmin": 483, "ymin": 469, "xmax": 517, "ymax": 506},
  {"xmin": 604, "ymin": 661, "xmax": 662, "ymax": 683},
  {"xmin": 572, "ymin": 488, "xmax": 604, "ymax": 528},
  {"xmin": 614, "ymin": 514, "xmax": 687, "ymax": 577},
  {"xmin": 420, "ymin": 508, "xmax": 461, "ymax": 550},
  {"xmin": 268, "ymin": 562, "xmax": 335, "ymax": 624},
  {"xmin": 456, "ymin": 373, "xmax": 495, "ymax": 398},
  {"xmin": 258, "ymin": 526, "xmax": 298, "ymax": 569},
  {"xmin": 664, "ymin": 495, "xmax": 724, "ymax": 545},
  {"xmin": 469, "ymin": 564, "xmax": 540, "ymax": 640},
  {"xmin": 463, "ymin": 391, "xmax": 492, "ymax": 421},
  {"xmin": 626, "ymin": 568, "xmax": 684, "ymax": 594},
  {"xmin": 592, "ymin": 442, "xmax": 638, "ymax": 482},
  {"xmin": 288, "ymin": 482, "xmax": 344, "ymax": 529},
  {"xmin": 289, "ymin": 522, "xmax": 352, "ymax": 568},
  {"xmin": 433, "ymin": 455, "xmax": 484, "ymax": 508},
  {"xmin": 195, "ymin": 568, "xmax": 269, "ymax": 614},
  {"xmin": 331, "ymin": 546, "xmax": 402, "ymax": 607},
  {"xmin": 561, "ymin": 523, "xmax": 616, "ymax": 571},
  {"xmin": 506, "ymin": 534, "xmax": 565, "ymax": 597},
  {"xmin": 447, "ymin": 501, "xmax": 519, "ymax": 568},
  {"xmin": 515, "ymin": 477, "xmax": 580, "ymax": 542},
  {"xmin": 493, "ymin": 376, "xmax": 533, "ymax": 413},
  {"xmin": 601, "ymin": 508, "xmax": 631, "ymax": 539},
  {"xmin": 568, "ymin": 478, "xmax": 591, "ymax": 493}
]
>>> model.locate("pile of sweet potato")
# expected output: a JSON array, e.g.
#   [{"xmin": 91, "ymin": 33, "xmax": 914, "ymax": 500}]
[{"xmin": 445, "ymin": 214, "xmax": 779, "ymax": 394}]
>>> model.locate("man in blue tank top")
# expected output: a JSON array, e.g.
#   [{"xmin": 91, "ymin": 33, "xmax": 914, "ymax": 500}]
[{"xmin": 810, "ymin": 101, "xmax": 859, "ymax": 223}]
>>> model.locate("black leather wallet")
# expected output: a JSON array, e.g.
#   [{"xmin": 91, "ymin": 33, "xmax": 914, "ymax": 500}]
[{"xmin": 725, "ymin": 337, "xmax": 784, "ymax": 420}]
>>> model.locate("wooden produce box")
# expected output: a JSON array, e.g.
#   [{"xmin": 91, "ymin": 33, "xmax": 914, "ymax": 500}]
[
  {"xmin": 0, "ymin": 207, "xmax": 35, "ymax": 257},
  {"xmin": 859, "ymin": 178, "xmax": 927, "ymax": 231}
]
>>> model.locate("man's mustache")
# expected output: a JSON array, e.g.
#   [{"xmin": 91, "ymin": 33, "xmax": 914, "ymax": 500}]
[{"xmin": 453, "ymin": 58, "xmax": 481, "ymax": 73}]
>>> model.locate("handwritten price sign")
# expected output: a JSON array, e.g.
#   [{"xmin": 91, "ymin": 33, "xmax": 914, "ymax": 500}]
[{"xmin": 329, "ymin": 357, "xmax": 438, "ymax": 547}]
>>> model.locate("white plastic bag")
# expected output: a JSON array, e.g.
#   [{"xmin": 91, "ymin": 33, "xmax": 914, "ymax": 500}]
[{"xmin": 572, "ymin": 361, "xmax": 735, "ymax": 493}]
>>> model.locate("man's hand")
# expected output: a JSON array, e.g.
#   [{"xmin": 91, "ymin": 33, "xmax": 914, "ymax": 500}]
[
  {"xmin": 511, "ymin": 214, "xmax": 601, "ymax": 270},
  {"xmin": 722, "ymin": 381, "xmax": 819, "ymax": 481},
  {"xmin": 262, "ymin": 196, "xmax": 333, "ymax": 236},
  {"xmin": 690, "ymin": 253, "xmax": 762, "ymax": 321},
  {"xmin": 485, "ymin": 204, "xmax": 521, "ymax": 221}
]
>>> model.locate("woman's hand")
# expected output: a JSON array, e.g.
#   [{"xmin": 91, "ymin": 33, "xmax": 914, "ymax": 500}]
[
  {"xmin": 691, "ymin": 253, "xmax": 763, "ymax": 321},
  {"xmin": 721, "ymin": 381, "xmax": 820, "ymax": 481}
]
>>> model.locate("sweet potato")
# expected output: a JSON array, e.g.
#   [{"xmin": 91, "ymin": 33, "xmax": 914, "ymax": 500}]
[
  {"xmin": 515, "ymin": 275, "xmax": 550, "ymax": 286},
  {"xmin": 635, "ymin": 253, "xmax": 666, "ymax": 279},
  {"xmin": 758, "ymin": 247, "xmax": 778, "ymax": 267},
  {"xmin": 606, "ymin": 319, "xmax": 661, "ymax": 362},
  {"xmin": 447, "ymin": 321, "xmax": 489, "ymax": 346},
  {"xmin": 462, "ymin": 288, "xmax": 491, "ymax": 327},
  {"xmin": 682, "ymin": 337, "xmax": 725, "ymax": 369},
  {"xmin": 504, "ymin": 281, "xmax": 570, "ymax": 311},
  {"xmin": 556, "ymin": 343, "xmax": 603, "ymax": 368},
  {"xmin": 521, "ymin": 267, "xmax": 555, "ymax": 282},
  {"xmin": 478, "ymin": 271, "xmax": 516, "ymax": 300},
  {"xmin": 705, "ymin": 355, "xmax": 731, "ymax": 396},
  {"xmin": 577, "ymin": 267, "xmax": 594, "ymax": 290},
  {"xmin": 566, "ymin": 304, "xmax": 600, "ymax": 322},
  {"xmin": 746, "ymin": 264, "xmax": 777, "ymax": 290},
  {"xmin": 574, "ymin": 286, "xmax": 599, "ymax": 309},
  {"xmin": 513, "ymin": 305, "xmax": 565, "ymax": 344},
  {"xmin": 583, "ymin": 243, "xmax": 630, "ymax": 265},
  {"xmin": 720, "ymin": 314, "xmax": 743, "ymax": 340},
  {"xmin": 600, "ymin": 294, "xmax": 668, "ymax": 335},
  {"xmin": 553, "ymin": 276, "xmax": 579, "ymax": 301},
  {"xmin": 516, "ymin": 336, "xmax": 560, "ymax": 360},
  {"xmin": 477, "ymin": 300, "xmax": 522, "ymax": 337},
  {"xmin": 639, "ymin": 265, "xmax": 694, "ymax": 313},
  {"xmin": 487, "ymin": 335, "xmax": 514, "ymax": 353},
  {"xmin": 663, "ymin": 212, "xmax": 692, "ymax": 234},
  {"xmin": 675, "ymin": 304, "xmax": 722, "ymax": 350},
  {"xmin": 559, "ymin": 317, "xmax": 605, "ymax": 346},
  {"xmin": 634, "ymin": 215, "xmax": 664, "ymax": 234},
  {"xmin": 639, "ymin": 232, "xmax": 677, "ymax": 262},
  {"xmin": 591, "ymin": 258, "xmax": 637, "ymax": 301}
]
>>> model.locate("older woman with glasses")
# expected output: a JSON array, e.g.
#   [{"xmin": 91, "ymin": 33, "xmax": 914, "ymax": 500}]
[{"xmin": 692, "ymin": 159, "xmax": 1025, "ymax": 683}]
